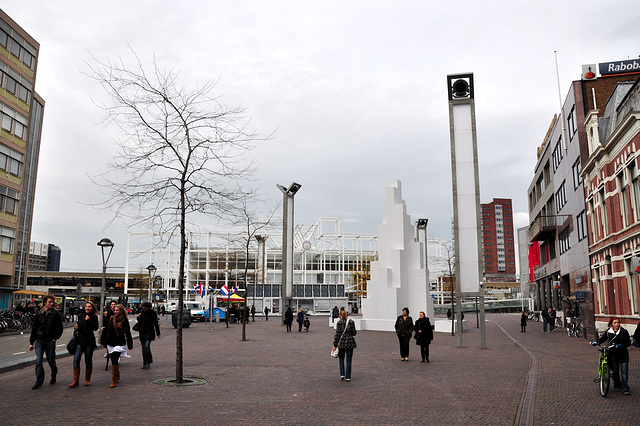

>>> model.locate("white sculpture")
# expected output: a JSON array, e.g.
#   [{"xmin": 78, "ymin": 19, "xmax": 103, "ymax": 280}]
[{"xmin": 359, "ymin": 180, "xmax": 433, "ymax": 331}]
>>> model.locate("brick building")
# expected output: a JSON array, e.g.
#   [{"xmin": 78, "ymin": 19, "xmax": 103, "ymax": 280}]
[
  {"xmin": 482, "ymin": 198, "xmax": 517, "ymax": 291},
  {"xmin": 582, "ymin": 70, "xmax": 640, "ymax": 332}
]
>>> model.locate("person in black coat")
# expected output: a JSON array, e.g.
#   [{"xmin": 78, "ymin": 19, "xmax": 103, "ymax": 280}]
[
  {"xmin": 593, "ymin": 317, "xmax": 632, "ymax": 394},
  {"xmin": 136, "ymin": 302, "xmax": 161, "ymax": 370},
  {"xmin": 28, "ymin": 294, "xmax": 63, "ymax": 389},
  {"xmin": 394, "ymin": 307, "xmax": 414, "ymax": 361},
  {"xmin": 297, "ymin": 308, "xmax": 305, "ymax": 332},
  {"xmin": 284, "ymin": 307, "xmax": 294, "ymax": 332},
  {"xmin": 414, "ymin": 311, "xmax": 433, "ymax": 363},
  {"xmin": 520, "ymin": 311, "xmax": 527, "ymax": 333},
  {"xmin": 332, "ymin": 309, "xmax": 357, "ymax": 381},
  {"xmin": 101, "ymin": 304, "xmax": 133, "ymax": 388},
  {"xmin": 69, "ymin": 301, "xmax": 99, "ymax": 387}
]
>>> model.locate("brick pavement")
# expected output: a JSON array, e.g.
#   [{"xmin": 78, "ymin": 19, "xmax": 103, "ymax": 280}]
[{"xmin": 1, "ymin": 313, "xmax": 640, "ymax": 425}]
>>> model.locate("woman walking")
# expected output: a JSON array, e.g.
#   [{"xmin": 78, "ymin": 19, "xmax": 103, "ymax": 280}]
[
  {"xmin": 413, "ymin": 311, "xmax": 433, "ymax": 363},
  {"xmin": 68, "ymin": 301, "xmax": 99, "ymax": 387},
  {"xmin": 520, "ymin": 311, "xmax": 527, "ymax": 332},
  {"xmin": 284, "ymin": 307, "xmax": 294, "ymax": 332},
  {"xmin": 395, "ymin": 307, "xmax": 413, "ymax": 361},
  {"xmin": 297, "ymin": 308, "xmax": 305, "ymax": 332},
  {"xmin": 136, "ymin": 302, "xmax": 161, "ymax": 370},
  {"xmin": 101, "ymin": 304, "xmax": 133, "ymax": 388},
  {"xmin": 332, "ymin": 309, "xmax": 357, "ymax": 381}
]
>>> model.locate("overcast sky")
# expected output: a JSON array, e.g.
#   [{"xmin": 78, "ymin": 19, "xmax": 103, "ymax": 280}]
[{"xmin": 3, "ymin": 1, "xmax": 640, "ymax": 272}]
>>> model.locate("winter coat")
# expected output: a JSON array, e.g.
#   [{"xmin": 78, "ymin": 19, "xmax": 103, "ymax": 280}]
[
  {"xmin": 29, "ymin": 308, "xmax": 63, "ymax": 344},
  {"xmin": 101, "ymin": 313, "xmax": 133, "ymax": 349},
  {"xmin": 136, "ymin": 309, "xmax": 161, "ymax": 342},
  {"xmin": 520, "ymin": 314, "xmax": 527, "ymax": 327},
  {"xmin": 597, "ymin": 326, "xmax": 631, "ymax": 362},
  {"xmin": 284, "ymin": 308, "xmax": 294, "ymax": 324},
  {"xmin": 413, "ymin": 317, "xmax": 433, "ymax": 346},
  {"xmin": 333, "ymin": 318, "xmax": 357, "ymax": 350},
  {"xmin": 297, "ymin": 311, "xmax": 305, "ymax": 324},
  {"xmin": 394, "ymin": 315, "xmax": 414, "ymax": 337},
  {"xmin": 76, "ymin": 312, "xmax": 99, "ymax": 348}
]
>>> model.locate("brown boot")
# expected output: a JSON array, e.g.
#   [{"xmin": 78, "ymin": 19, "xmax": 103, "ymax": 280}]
[
  {"xmin": 110, "ymin": 365, "xmax": 119, "ymax": 388},
  {"xmin": 68, "ymin": 368, "xmax": 80, "ymax": 387},
  {"xmin": 84, "ymin": 369, "xmax": 92, "ymax": 386}
]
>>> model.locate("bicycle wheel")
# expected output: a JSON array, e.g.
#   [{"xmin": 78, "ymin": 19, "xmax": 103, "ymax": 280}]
[{"xmin": 600, "ymin": 363, "xmax": 610, "ymax": 397}]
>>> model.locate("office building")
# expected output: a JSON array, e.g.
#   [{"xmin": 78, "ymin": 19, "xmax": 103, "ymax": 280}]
[
  {"xmin": 528, "ymin": 58, "xmax": 640, "ymax": 328},
  {"xmin": 0, "ymin": 10, "xmax": 44, "ymax": 309}
]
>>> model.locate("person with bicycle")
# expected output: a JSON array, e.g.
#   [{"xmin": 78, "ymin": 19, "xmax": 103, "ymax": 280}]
[{"xmin": 592, "ymin": 317, "xmax": 632, "ymax": 395}]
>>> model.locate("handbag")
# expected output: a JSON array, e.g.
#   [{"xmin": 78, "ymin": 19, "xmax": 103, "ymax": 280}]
[
  {"xmin": 331, "ymin": 319, "xmax": 350, "ymax": 358},
  {"xmin": 132, "ymin": 322, "xmax": 140, "ymax": 331},
  {"xmin": 67, "ymin": 331, "xmax": 78, "ymax": 355}
]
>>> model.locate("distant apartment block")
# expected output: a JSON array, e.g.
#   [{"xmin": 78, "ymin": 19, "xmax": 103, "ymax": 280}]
[
  {"xmin": 481, "ymin": 198, "xmax": 516, "ymax": 283},
  {"xmin": 29, "ymin": 242, "xmax": 60, "ymax": 272}
]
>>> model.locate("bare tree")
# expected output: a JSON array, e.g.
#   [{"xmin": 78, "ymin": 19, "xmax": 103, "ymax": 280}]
[
  {"xmin": 431, "ymin": 239, "xmax": 456, "ymax": 336},
  {"xmin": 86, "ymin": 51, "xmax": 268, "ymax": 383},
  {"xmin": 227, "ymin": 195, "xmax": 277, "ymax": 341}
]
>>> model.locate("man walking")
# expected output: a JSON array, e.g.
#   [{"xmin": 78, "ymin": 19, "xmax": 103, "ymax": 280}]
[
  {"xmin": 28, "ymin": 294, "xmax": 63, "ymax": 390},
  {"xmin": 541, "ymin": 306, "xmax": 548, "ymax": 333}
]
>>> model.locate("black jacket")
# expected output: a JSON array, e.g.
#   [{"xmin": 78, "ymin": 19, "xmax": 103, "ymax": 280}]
[
  {"xmin": 76, "ymin": 312, "xmax": 99, "ymax": 348},
  {"xmin": 333, "ymin": 318, "xmax": 357, "ymax": 350},
  {"xmin": 102, "ymin": 314, "xmax": 133, "ymax": 349},
  {"xmin": 414, "ymin": 317, "xmax": 433, "ymax": 346},
  {"xmin": 394, "ymin": 315, "xmax": 414, "ymax": 337},
  {"xmin": 597, "ymin": 326, "xmax": 631, "ymax": 362},
  {"xmin": 29, "ymin": 308, "xmax": 63, "ymax": 344},
  {"xmin": 136, "ymin": 309, "xmax": 161, "ymax": 341},
  {"xmin": 284, "ymin": 308, "xmax": 294, "ymax": 324}
]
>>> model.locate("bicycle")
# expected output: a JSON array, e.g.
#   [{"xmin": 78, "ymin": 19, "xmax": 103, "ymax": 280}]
[
  {"xmin": 567, "ymin": 318, "xmax": 581, "ymax": 338},
  {"xmin": 526, "ymin": 310, "xmax": 540, "ymax": 322},
  {"xmin": 592, "ymin": 342, "xmax": 614, "ymax": 397}
]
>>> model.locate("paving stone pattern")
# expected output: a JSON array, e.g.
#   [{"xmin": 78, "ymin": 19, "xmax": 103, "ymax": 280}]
[{"xmin": 1, "ymin": 313, "xmax": 640, "ymax": 425}]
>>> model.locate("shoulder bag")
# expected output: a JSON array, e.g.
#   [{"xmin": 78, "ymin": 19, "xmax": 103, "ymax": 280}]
[
  {"xmin": 67, "ymin": 330, "xmax": 78, "ymax": 355},
  {"xmin": 331, "ymin": 319, "xmax": 350, "ymax": 358}
]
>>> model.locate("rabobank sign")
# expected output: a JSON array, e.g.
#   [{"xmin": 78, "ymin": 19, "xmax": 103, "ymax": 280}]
[{"xmin": 599, "ymin": 59, "xmax": 640, "ymax": 76}]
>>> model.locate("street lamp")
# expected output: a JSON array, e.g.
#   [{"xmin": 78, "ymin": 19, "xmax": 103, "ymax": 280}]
[
  {"xmin": 277, "ymin": 182, "xmax": 301, "ymax": 317},
  {"xmin": 98, "ymin": 238, "xmax": 115, "ymax": 330},
  {"xmin": 147, "ymin": 264, "xmax": 157, "ymax": 303}
]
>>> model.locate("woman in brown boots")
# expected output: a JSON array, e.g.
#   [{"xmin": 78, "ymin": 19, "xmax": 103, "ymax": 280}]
[
  {"xmin": 101, "ymin": 304, "xmax": 133, "ymax": 388},
  {"xmin": 68, "ymin": 301, "xmax": 99, "ymax": 387}
]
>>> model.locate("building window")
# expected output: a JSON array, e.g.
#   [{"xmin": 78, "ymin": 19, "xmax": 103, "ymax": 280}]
[
  {"xmin": 552, "ymin": 138, "xmax": 564, "ymax": 172},
  {"xmin": 0, "ymin": 103, "xmax": 28, "ymax": 140},
  {"xmin": 576, "ymin": 210, "xmax": 588, "ymax": 242},
  {"xmin": 567, "ymin": 106, "xmax": 577, "ymax": 141},
  {"xmin": 0, "ymin": 185, "xmax": 19, "ymax": 215},
  {"xmin": 0, "ymin": 226, "xmax": 15, "ymax": 254},
  {"xmin": 572, "ymin": 158, "xmax": 582, "ymax": 189},
  {"xmin": 559, "ymin": 228, "xmax": 570, "ymax": 254},
  {"xmin": 626, "ymin": 257, "xmax": 639, "ymax": 315},
  {"xmin": 631, "ymin": 161, "xmax": 640, "ymax": 223},
  {"xmin": 619, "ymin": 171, "xmax": 630, "ymax": 228},
  {"xmin": 555, "ymin": 180, "xmax": 567, "ymax": 213}
]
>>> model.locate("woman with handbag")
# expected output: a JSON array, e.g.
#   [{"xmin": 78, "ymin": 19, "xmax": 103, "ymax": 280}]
[
  {"xmin": 332, "ymin": 309, "xmax": 357, "ymax": 381},
  {"xmin": 101, "ymin": 304, "xmax": 133, "ymax": 388},
  {"xmin": 413, "ymin": 311, "xmax": 433, "ymax": 363},
  {"xmin": 68, "ymin": 301, "xmax": 99, "ymax": 387},
  {"xmin": 136, "ymin": 302, "xmax": 161, "ymax": 370}
]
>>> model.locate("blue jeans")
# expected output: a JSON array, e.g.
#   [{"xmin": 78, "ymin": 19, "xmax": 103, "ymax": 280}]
[
  {"xmin": 34, "ymin": 340, "xmax": 57, "ymax": 385},
  {"xmin": 610, "ymin": 360, "xmax": 630, "ymax": 392},
  {"xmin": 543, "ymin": 318, "xmax": 548, "ymax": 332},
  {"xmin": 141, "ymin": 339, "xmax": 153, "ymax": 365},
  {"xmin": 73, "ymin": 344, "xmax": 94, "ymax": 370},
  {"xmin": 338, "ymin": 348, "xmax": 353, "ymax": 380}
]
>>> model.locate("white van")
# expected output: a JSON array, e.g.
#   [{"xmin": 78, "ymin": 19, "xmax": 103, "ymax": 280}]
[{"xmin": 166, "ymin": 301, "xmax": 206, "ymax": 322}]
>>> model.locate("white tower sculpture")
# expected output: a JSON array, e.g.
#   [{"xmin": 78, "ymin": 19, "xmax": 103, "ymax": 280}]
[{"xmin": 360, "ymin": 180, "xmax": 433, "ymax": 331}]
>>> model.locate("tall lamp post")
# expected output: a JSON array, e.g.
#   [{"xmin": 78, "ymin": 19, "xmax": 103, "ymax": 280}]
[
  {"xmin": 277, "ymin": 182, "xmax": 301, "ymax": 318},
  {"xmin": 98, "ymin": 238, "xmax": 115, "ymax": 330},
  {"xmin": 147, "ymin": 264, "xmax": 157, "ymax": 303}
]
